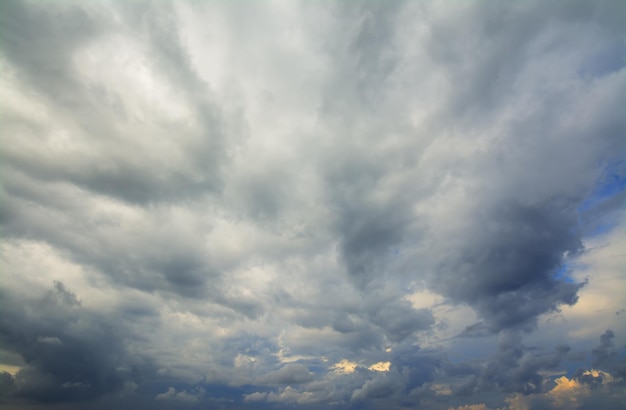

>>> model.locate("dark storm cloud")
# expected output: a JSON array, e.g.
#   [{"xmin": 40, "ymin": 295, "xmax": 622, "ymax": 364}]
[
  {"xmin": 431, "ymin": 201, "xmax": 585, "ymax": 332},
  {"xmin": 0, "ymin": 282, "xmax": 153, "ymax": 403}
]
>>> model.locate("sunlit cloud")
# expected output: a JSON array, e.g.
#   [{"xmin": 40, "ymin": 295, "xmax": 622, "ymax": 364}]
[{"xmin": 369, "ymin": 361, "xmax": 391, "ymax": 372}]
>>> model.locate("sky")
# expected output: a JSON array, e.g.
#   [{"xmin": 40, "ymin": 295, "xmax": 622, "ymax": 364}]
[{"xmin": 1, "ymin": 0, "xmax": 625, "ymax": 409}]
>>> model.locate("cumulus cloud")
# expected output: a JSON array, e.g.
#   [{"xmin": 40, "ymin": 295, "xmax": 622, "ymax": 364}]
[{"xmin": 1, "ymin": 0, "xmax": 625, "ymax": 409}]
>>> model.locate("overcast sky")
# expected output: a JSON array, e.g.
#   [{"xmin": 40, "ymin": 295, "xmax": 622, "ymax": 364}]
[{"xmin": 1, "ymin": 1, "xmax": 625, "ymax": 409}]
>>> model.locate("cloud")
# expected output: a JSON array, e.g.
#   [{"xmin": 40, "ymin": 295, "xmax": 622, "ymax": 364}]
[
  {"xmin": 520, "ymin": 368, "xmax": 624, "ymax": 410},
  {"xmin": 445, "ymin": 330, "xmax": 626, "ymax": 410},
  {"xmin": 0, "ymin": 282, "xmax": 154, "ymax": 403},
  {"xmin": 255, "ymin": 364, "xmax": 314, "ymax": 385},
  {"xmin": 155, "ymin": 387, "xmax": 204, "ymax": 404},
  {"xmin": 155, "ymin": 387, "xmax": 176, "ymax": 400},
  {"xmin": 243, "ymin": 391, "xmax": 267, "ymax": 402},
  {"xmin": 332, "ymin": 359, "xmax": 359, "ymax": 375},
  {"xmin": 448, "ymin": 369, "xmax": 624, "ymax": 410},
  {"xmin": 370, "ymin": 301, "xmax": 435, "ymax": 343},
  {"xmin": 37, "ymin": 337, "xmax": 63, "ymax": 346},
  {"xmin": 0, "ymin": 0, "xmax": 625, "ymax": 409},
  {"xmin": 266, "ymin": 386, "xmax": 316, "ymax": 404},
  {"xmin": 592, "ymin": 329, "xmax": 617, "ymax": 368},
  {"xmin": 369, "ymin": 362, "xmax": 391, "ymax": 372},
  {"xmin": 350, "ymin": 370, "xmax": 405, "ymax": 402},
  {"xmin": 589, "ymin": 329, "xmax": 626, "ymax": 379},
  {"xmin": 477, "ymin": 331, "xmax": 572, "ymax": 395},
  {"xmin": 449, "ymin": 405, "xmax": 490, "ymax": 410}
]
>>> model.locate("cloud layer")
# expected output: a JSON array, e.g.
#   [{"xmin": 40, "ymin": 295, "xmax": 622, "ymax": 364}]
[{"xmin": 1, "ymin": 0, "xmax": 625, "ymax": 409}]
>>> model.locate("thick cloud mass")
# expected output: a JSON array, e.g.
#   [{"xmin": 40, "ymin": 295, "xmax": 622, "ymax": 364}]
[
  {"xmin": 0, "ymin": 283, "xmax": 153, "ymax": 402},
  {"xmin": 1, "ymin": 0, "xmax": 625, "ymax": 409}
]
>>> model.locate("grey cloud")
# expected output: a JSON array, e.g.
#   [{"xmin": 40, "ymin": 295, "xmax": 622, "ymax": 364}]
[
  {"xmin": 508, "ymin": 366, "xmax": 626, "ymax": 410},
  {"xmin": 478, "ymin": 331, "xmax": 571, "ymax": 395},
  {"xmin": 0, "ymin": 372, "xmax": 16, "ymax": 398},
  {"xmin": 592, "ymin": 329, "xmax": 617, "ymax": 368},
  {"xmin": 418, "ymin": 21, "xmax": 624, "ymax": 330},
  {"xmin": 332, "ymin": 194, "xmax": 411, "ymax": 289},
  {"xmin": 369, "ymin": 302, "xmax": 434, "ymax": 343},
  {"xmin": 351, "ymin": 373, "xmax": 401, "ymax": 402},
  {"xmin": 573, "ymin": 368, "xmax": 611, "ymax": 389},
  {"xmin": 52, "ymin": 281, "xmax": 82, "ymax": 307},
  {"xmin": 458, "ymin": 322, "xmax": 491, "ymax": 339},
  {"xmin": 0, "ymin": 0, "xmax": 101, "ymax": 101},
  {"xmin": 256, "ymin": 364, "xmax": 314, "ymax": 385},
  {"xmin": 0, "ymin": 282, "xmax": 154, "ymax": 403},
  {"xmin": 1, "ymin": 0, "xmax": 625, "ymax": 408},
  {"xmin": 155, "ymin": 387, "xmax": 176, "ymax": 400},
  {"xmin": 291, "ymin": 298, "xmax": 434, "ymax": 350},
  {"xmin": 2, "ymin": 190, "xmax": 212, "ymax": 298},
  {"xmin": 428, "ymin": 0, "xmax": 626, "ymax": 121},
  {"xmin": 391, "ymin": 346, "xmax": 443, "ymax": 392},
  {"xmin": 441, "ymin": 329, "xmax": 626, "ymax": 407},
  {"xmin": 0, "ymin": 0, "xmax": 237, "ymax": 206},
  {"xmin": 155, "ymin": 386, "xmax": 205, "ymax": 404},
  {"xmin": 426, "ymin": 198, "xmax": 586, "ymax": 334},
  {"xmin": 0, "ymin": 0, "xmax": 248, "ymax": 310},
  {"xmin": 1, "ymin": 170, "xmax": 266, "ymax": 318},
  {"xmin": 313, "ymin": 0, "xmax": 626, "ymax": 337},
  {"xmin": 590, "ymin": 329, "xmax": 626, "ymax": 379},
  {"xmin": 37, "ymin": 337, "xmax": 63, "ymax": 346},
  {"xmin": 449, "ymin": 376, "xmax": 479, "ymax": 397}
]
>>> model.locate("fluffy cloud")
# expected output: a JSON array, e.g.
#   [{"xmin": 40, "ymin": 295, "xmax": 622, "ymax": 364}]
[{"xmin": 1, "ymin": 0, "xmax": 625, "ymax": 409}]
